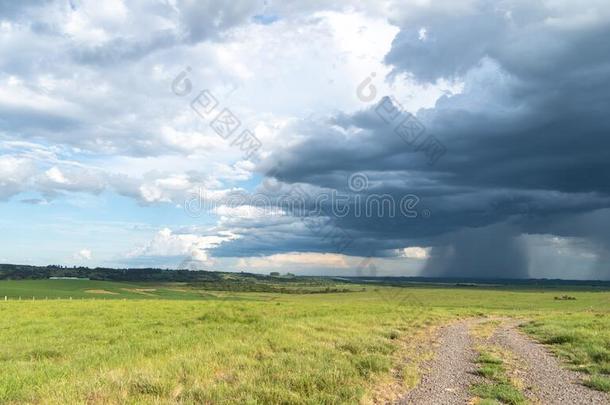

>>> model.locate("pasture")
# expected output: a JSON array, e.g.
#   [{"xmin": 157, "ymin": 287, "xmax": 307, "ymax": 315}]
[{"xmin": 0, "ymin": 279, "xmax": 608, "ymax": 403}]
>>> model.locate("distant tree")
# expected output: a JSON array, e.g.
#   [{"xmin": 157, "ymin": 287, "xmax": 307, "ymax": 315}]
[{"xmin": 269, "ymin": 272, "xmax": 280, "ymax": 276}]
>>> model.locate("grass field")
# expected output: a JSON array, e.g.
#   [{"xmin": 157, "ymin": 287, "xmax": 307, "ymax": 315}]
[{"xmin": 0, "ymin": 279, "xmax": 608, "ymax": 403}]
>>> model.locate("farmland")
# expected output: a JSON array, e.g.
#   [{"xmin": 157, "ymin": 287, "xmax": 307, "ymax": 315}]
[{"xmin": 0, "ymin": 278, "xmax": 608, "ymax": 403}]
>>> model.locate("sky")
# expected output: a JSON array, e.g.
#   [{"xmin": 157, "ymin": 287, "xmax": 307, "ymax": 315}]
[{"xmin": 1, "ymin": 0, "xmax": 609, "ymax": 280}]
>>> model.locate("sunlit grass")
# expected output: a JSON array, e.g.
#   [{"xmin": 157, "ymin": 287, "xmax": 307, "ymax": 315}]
[
  {"xmin": 0, "ymin": 294, "xmax": 450, "ymax": 403},
  {"xmin": 0, "ymin": 282, "xmax": 607, "ymax": 402},
  {"xmin": 471, "ymin": 351, "xmax": 527, "ymax": 405}
]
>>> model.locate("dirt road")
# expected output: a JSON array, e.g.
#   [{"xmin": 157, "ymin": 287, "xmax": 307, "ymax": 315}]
[
  {"xmin": 399, "ymin": 319, "xmax": 482, "ymax": 404},
  {"xmin": 491, "ymin": 321, "xmax": 609, "ymax": 404},
  {"xmin": 398, "ymin": 318, "xmax": 609, "ymax": 405}
]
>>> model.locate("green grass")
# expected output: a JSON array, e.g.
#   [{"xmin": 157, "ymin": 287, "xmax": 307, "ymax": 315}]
[
  {"xmin": 584, "ymin": 375, "xmax": 610, "ymax": 392},
  {"xmin": 0, "ymin": 292, "xmax": 451, "ymax": 403},
  {"xmin": 0, "ymin": 280, "xmax": 607, "ymax": 403},
  {"xmin": 522, "ymin": 313, "xmax": 610, "ymax": 392},
  {"xmin": 471, "ymin": 383, "xmax": 527, "ymax": 405},
  {"xmin": 0, "ymin": 279, "xmax": 237, "ymax": 300},
  {"xmin": 471, "ymin": 351, "xmax": 527, "ymax": 404}
]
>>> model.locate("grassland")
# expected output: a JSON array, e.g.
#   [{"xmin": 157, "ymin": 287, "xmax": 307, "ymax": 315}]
[
  {"xmin": 0, "ymin": 279, "xmax": 363, "ymax": 300},
  {"xmin": 0, "ymin": 279, "xmax": 608, "ymax": 403}
]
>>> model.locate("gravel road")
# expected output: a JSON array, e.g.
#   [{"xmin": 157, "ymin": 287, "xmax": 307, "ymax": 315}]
[
  {"xmin": 492, "ymin": 321, "xmax": 610, "ymax": 404},
  {"xmin": 398, "ymin": 318, "xmax": 609, "ymax": 405},
  {"xmin": 399, "ymin": 319, "xmax": 482, "ymax": 405}
]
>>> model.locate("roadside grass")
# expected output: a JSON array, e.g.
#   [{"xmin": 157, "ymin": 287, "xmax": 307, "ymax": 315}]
[
  {"xmin": 471, "ymin": 320, "xmax": 502, "ymax": 339},
  {"xmin": 471, "ymin": 382, "xmax": 526, "ymax": 405},
  {"xmin": 365, "ymin": 322, "xmax": 440, "ymax": 403},
  {"xmin": 471, "ymin": 349, "xmax": 528, "ymax": 405},
  {"xmin": 521, "ymin": 312, "xmax": 610, "ymax": 392},
  {"xmin": 584, "ymin": 375, "xmax": 610, "ymax": 392}
]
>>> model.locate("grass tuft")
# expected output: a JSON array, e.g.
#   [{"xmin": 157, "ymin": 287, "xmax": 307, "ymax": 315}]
[
  {"xmin": 471, "ymin": 350, "xmax": 526, "ymax": 405},
  {"xmin": 543, "ymin": 333, "xmax": 578, "ymax": 344},
  {"xmin": 27, "ymin": 349, "xmax": 62, "ymax": 361},
  {"xmin": 471, "ymin": 382, "xmax": 527, "ymax": 405},
  {"xmin": 477, "ymin": 364, "xmax": 504, "ymax": 380},
  {"xmin": 478, "ymin": 352, "xmax": 503, "ymax": 365},
  {"xmin": 584, "ymin": 375, "xmax": 610, "ymax": 392}
]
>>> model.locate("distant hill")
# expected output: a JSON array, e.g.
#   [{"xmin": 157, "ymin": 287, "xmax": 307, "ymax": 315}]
[
  {"xmin": 1, "ymin": 264, "xmax": 608, "ymax": 288},
  {"xmin": 0, "ymin": 263, "xmax": 315, "ymax": 283}
]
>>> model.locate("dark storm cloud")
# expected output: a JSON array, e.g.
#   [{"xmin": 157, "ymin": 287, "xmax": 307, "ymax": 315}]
[
  {"xmin": 385, "ymin": 3, "xmax": 508, "ymax": 83},
  {"xmin": 522, "ymin": 208, "xmax": 610, "ymax": 280},
  {"xmin": 422, "ymin": 223, "xmax": 529, "ymax": 279},
  {"xmin": 212, "ymin": 1, "xmax": 610, "ymax": 279}
]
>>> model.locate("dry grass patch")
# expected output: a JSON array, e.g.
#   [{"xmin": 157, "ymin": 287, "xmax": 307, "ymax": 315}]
[
  {"xmin": 366, "ymin": 321, "xmax": 441, "ymax": 404},
  {"xmin": 120, "ymin": 288, "xmax": 157, "ymax": 296},
  {"xmin": 471, "ymin": 319, "xmax": 502, "ymax": 339},
  {"xmin": 84, "ymin": 290, "xmax": 118, "ymax": 295}
]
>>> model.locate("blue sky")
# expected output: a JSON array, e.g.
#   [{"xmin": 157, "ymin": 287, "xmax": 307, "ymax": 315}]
[{"xmin": 1, "ymin": 0, "xmax": 609, "ymax": 279}]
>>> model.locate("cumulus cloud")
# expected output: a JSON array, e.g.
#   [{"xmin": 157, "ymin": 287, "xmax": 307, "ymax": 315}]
[
  {"xmin": 125, "ymin": 227, "xmax": 239, "ymax": 268},
  {"xmin": 0, "ymin": 155, "xmax": 36, "ymax": 200},
  {"xmin": 401, "ymin": 247, "xmax": 429, "ymax": 260},
  {"xmin": 73, "ymin": 249, "xmax": 92, "ymax": 260},
  {"xmin": 2, "ymin": 0, "xmax": 610, "ymax": 279}
]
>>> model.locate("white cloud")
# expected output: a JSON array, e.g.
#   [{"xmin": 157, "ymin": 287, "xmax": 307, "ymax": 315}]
[
  {"xmin": 402, "ymin": 246, "xmax": 430, "ymax": 259},
  {"xmin": 126, "ymin": 228, "xmax": 239, "ymax": 263},
  {"xmin": 215, "ymin": 205, "xmax": 285, "ymax": 219},
  {"xmin": 74, "ymin": 249, "xmax": 92, "ymax": 260},
  {"xmin": 238, "ymin": 252, "xmax": 349, "ymax": 269},
  {"xmin": 418, "ymin": 27, "xmax": 427, "ymax": 40},
  {"xmin": 0, "ymin": 155, "xmax": 36, "ymax": 199},
  {"xmin": 45, "ymin": 167, "xmax": 68, "ymax": 184},
  {"xmin": 0, "ymin": 1, "xmax": 445, "ymax": 208}
]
